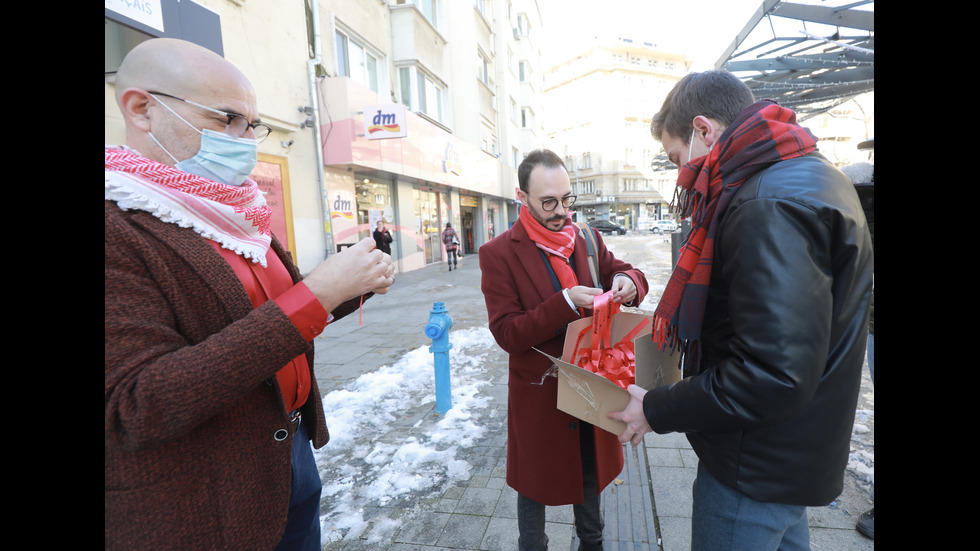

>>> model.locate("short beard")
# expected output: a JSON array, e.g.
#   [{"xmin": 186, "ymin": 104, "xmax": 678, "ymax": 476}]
[{"xmin": 529, "ymin": 203, "xmax": 566, "ymax": 232}]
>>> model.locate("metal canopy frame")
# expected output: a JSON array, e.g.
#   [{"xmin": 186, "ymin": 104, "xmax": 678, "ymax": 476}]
[{"xmin": 715, "ymin": 0, "xmax": 874, "ymax": 120}]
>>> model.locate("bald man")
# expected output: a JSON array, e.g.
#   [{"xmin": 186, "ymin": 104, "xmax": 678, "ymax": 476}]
[{"xmin": 105, "ymin": 39, "xmax": 394, "ymax": 550}]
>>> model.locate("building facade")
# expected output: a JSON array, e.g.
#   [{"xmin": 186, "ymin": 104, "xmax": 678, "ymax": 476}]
[
  {"xmin": 544, "ymin": 36, "xmax": 690, "ymax": 231},
  {"xmin": 105, "ymin": 0, "xmax": 547, "ymax": 274}
]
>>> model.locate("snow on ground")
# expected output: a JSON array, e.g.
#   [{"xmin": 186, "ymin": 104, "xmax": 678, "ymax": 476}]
[{"xmin": 315, "ymin": 326, "xmax": 498, "ymax": 543}]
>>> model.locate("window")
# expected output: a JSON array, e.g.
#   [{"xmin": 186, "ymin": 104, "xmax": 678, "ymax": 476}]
[
  {"xmin": 399, "ymin": 65, "xmax": 448, "ymax": 125},
  {"xmin": 477, "ymin": 49, "xmax": 493, "ymax": 87},
  {"xmin": 519, "ymin": 61, "xmax": 529, "ymax": 82},
  {"xmin": 474, "ymin": 0, "xmax": 490, "ymax": 19},
  {"xmin": 516, "ymin": 13, "xmax": 529, "ymax": 38},
  {"xmin": 623, "ymin": 178, "xmax": 648, "ymax": 191},
  {"xmin": 510, "ymin": 97, "xmax": 518, "ymax": 123},
  {"xmin": 580, "ymin": 180, "xmax": 595, "ymax": 194},
  {"xmin": 355, "ymin": 177, "xmax": 395, "ymax": 242},
  {"xmin": 481, "ymin": 120, "xmax": 497, "ymax": 155},
  {"xmin": 418, "ymin": 71, "xmax": 445, "ymax": 123},
  {"xmin": 512, "ymin": 147, "xmax": 520, "ymax": 169},
  {"xmin": 398, "ymin": 0, "xmax": 440, "ymax": 29},
  {"xmin": 521, "ymin": 106, "xmax": 534, "ymax": 129},
  {"xmin": 336, "ymin": 30, "xmax": 381, "ymax": 94},
  {"xmin": 582, "ymin": 152, "xmax": 592, "ymax": 169}
]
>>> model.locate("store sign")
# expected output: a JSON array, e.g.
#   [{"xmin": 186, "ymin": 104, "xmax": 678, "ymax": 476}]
[
  {"xmin": 364, "ymin": 104, "xmax": 408, "ymax": 140},
  {"xmin": 105, "ymin": 0, "xmax": 165, "ymax": 32},
  {"xmin": 330, "ymin": 190, "xmax": 355, "ymax": 221},
  {"xmin": 444, "ymin": 142, "xmax": 462, "ymax": 175}
]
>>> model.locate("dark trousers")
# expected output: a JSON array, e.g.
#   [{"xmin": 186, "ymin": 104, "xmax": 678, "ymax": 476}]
[
  {"xmin": 275, "ymin": 418, "xmax": 323, "ymax": 551},
  {"xmin": 447, "ymin": 248, "xmax": 458, "ymax": 267},
  {"xmin": 517, "ymin": 425, "xmax": 603, "ymax": 551}
]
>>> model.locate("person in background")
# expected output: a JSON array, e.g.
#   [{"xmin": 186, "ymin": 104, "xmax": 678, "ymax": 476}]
[
  {"xmin": 374, "ymin": 220, "xmax": 392, "ymax": 255},
  {"xmin": 442, "ymin": 222, "xmax": 459, "ymax": 271}
]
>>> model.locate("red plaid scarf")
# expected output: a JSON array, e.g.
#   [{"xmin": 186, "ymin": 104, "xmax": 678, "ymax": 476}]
[
  {"xmin": 652, "ymin": 100, "xmax": 818, "ymax": 360},
  {"xmin": 104, "ymin": 146, "xmax": 273, "ymax": 266}
]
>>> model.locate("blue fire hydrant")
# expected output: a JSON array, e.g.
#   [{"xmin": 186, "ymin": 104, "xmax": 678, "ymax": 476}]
[{"xmin": 425, "ymin": 301, "xmax": 454, "ymax": 413}]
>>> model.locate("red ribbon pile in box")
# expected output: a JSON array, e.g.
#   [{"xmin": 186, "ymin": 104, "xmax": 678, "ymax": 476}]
[{"xmin": 572, "ymin": 290, "xmax": 650, "ymax": 389}]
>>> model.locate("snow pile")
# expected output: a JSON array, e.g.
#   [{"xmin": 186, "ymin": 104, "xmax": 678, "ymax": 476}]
[
  {"xmin": 315, "ymin": 326, "xmax": 498, "ymax": 542},
  {"xmin": 849, "ymin": 408, "xmax": 875, "ymax": 487}
]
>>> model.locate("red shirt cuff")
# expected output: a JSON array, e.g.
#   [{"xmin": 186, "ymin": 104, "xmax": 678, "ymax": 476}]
[{"xmin": 275, "ymin": 282, "xmax": 332, "ymax": 340}]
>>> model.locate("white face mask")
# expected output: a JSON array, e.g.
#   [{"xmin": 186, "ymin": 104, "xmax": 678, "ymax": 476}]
[
  {"xmin": 688, "ymin": 127, "xmax": 696, "ymax": 165},
  {"xmin": 149, "ymin": 99, "xmax": 258, "ymax": 186}
]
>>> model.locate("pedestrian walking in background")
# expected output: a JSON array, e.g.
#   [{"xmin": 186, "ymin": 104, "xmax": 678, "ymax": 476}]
[{"xmin": 442, "ymin": 222, "xmax": 459, "ymax": 271}]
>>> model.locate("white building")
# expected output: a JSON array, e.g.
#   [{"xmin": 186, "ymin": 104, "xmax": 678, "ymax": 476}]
[
  {"xmin": 544, "ymin": 36, "xmax": 690, "ymax": 231},
  {"xmin": 105, "ymin": 0, "xmax": 547, "ymax": 273}
]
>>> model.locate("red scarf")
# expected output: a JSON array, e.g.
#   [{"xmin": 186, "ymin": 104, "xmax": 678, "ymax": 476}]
[
  {"xmin": 652, "ymin": 100, "xmax": 818, "ymax": 360},
  {"xmin": 519, "ymin": 205, "xmax": 579, "ymax": 292}
]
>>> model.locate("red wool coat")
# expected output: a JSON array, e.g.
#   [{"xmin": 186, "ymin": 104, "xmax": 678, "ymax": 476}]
[{"xmin": 479, "ymin": 219, "xmax": 648, "ymax": 505}]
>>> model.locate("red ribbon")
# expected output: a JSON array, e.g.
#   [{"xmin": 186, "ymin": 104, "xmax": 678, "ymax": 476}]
[{"xmin": 572, "ymin": 291, "xmax": 649, "ymax": 389}]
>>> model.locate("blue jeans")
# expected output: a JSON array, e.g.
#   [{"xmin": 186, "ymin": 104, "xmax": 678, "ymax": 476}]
[
  {"xmin": 692, "ymin": 463, "xmax": 810, "ymax": 551},
  {"xmin": 867, "ymin": 332, "xmax": 874, "ymax": 383},
  {"xmin": 275, "ymin": 418, "xmax": 323, "ymax": 551}
]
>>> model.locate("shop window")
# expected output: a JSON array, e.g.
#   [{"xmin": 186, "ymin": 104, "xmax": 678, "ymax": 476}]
[{"xmin": 356, "ymin": 177, "xmax": 395, "ymax": 243}]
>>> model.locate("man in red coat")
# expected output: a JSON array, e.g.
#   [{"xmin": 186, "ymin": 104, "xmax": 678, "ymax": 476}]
[{"xmin": 480, "ymin": 149, "xmax": 648, "ymax": 550}]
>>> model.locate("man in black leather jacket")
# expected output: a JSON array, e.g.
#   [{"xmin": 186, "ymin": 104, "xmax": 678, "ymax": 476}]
[{"xmin": 610, "ymin": 71, "xmax": 873, "ymax": 550}]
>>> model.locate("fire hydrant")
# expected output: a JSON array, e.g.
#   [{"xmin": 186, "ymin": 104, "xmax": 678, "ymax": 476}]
[{"xmin": 425, "ymin": 301, "xmax": 454, "ymax": 413}]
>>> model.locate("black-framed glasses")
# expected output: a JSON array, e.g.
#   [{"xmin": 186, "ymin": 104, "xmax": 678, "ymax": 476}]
[
  {"xmin": 148, "ymin": 91, "xmax": 272, "ymax": 142},
  {"xmin": 538, "ymin": 194, "xmax": 577, "ymax": 212}
]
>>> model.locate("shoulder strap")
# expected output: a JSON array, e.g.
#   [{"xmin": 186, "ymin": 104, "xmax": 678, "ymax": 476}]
[{"xmin": 575, "ymin": 222, "xmax": 601, "ymax": 289}]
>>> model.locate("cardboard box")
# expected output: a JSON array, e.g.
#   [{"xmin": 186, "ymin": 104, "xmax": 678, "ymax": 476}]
[{"xmin": 536, "ymin": 311, "xmax": 682, "ymax": 436}]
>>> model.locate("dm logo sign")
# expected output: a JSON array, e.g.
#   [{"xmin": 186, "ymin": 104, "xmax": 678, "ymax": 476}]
[
  {"xmin": 330, "ymin": 191, "xmax": 354, "ymax": 221},
  {"xmin": 364, "ymin": 104, "xmax": 408, "ymax": 140}
]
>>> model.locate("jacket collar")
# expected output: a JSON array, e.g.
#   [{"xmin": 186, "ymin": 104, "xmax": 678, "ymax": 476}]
[{"xmin": 510, "ymin": 218, "xmax": 594, "ymax": 304}]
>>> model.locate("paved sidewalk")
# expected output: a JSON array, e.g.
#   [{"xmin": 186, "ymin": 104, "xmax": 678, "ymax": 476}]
[{"xmin": 313, "ymin": 242, "xmax": 874, "ymax": 550}]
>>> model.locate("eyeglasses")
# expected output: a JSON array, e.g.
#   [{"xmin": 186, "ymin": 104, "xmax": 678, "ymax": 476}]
[
  {"xmin": 538, "ymin": 194, "xmax": 577, "ymax": 212},
  {"xmin": 148, "ymin": 91, "xmax": 272, "ymax": 142}
]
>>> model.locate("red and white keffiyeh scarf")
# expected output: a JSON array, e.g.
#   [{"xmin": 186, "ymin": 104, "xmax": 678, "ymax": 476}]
[
  {"xmin": 652, "ymin": 100, "xmax": 818, "ymax": 362},
  {"xmin": 105, "ymin": 146, "xmax": 273, "ymax": 266}
]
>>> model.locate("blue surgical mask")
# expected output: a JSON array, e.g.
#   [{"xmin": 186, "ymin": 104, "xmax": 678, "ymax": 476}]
[{"xmin": 149, "ymin": 100, "xmax": 258, "ymax": 186}]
